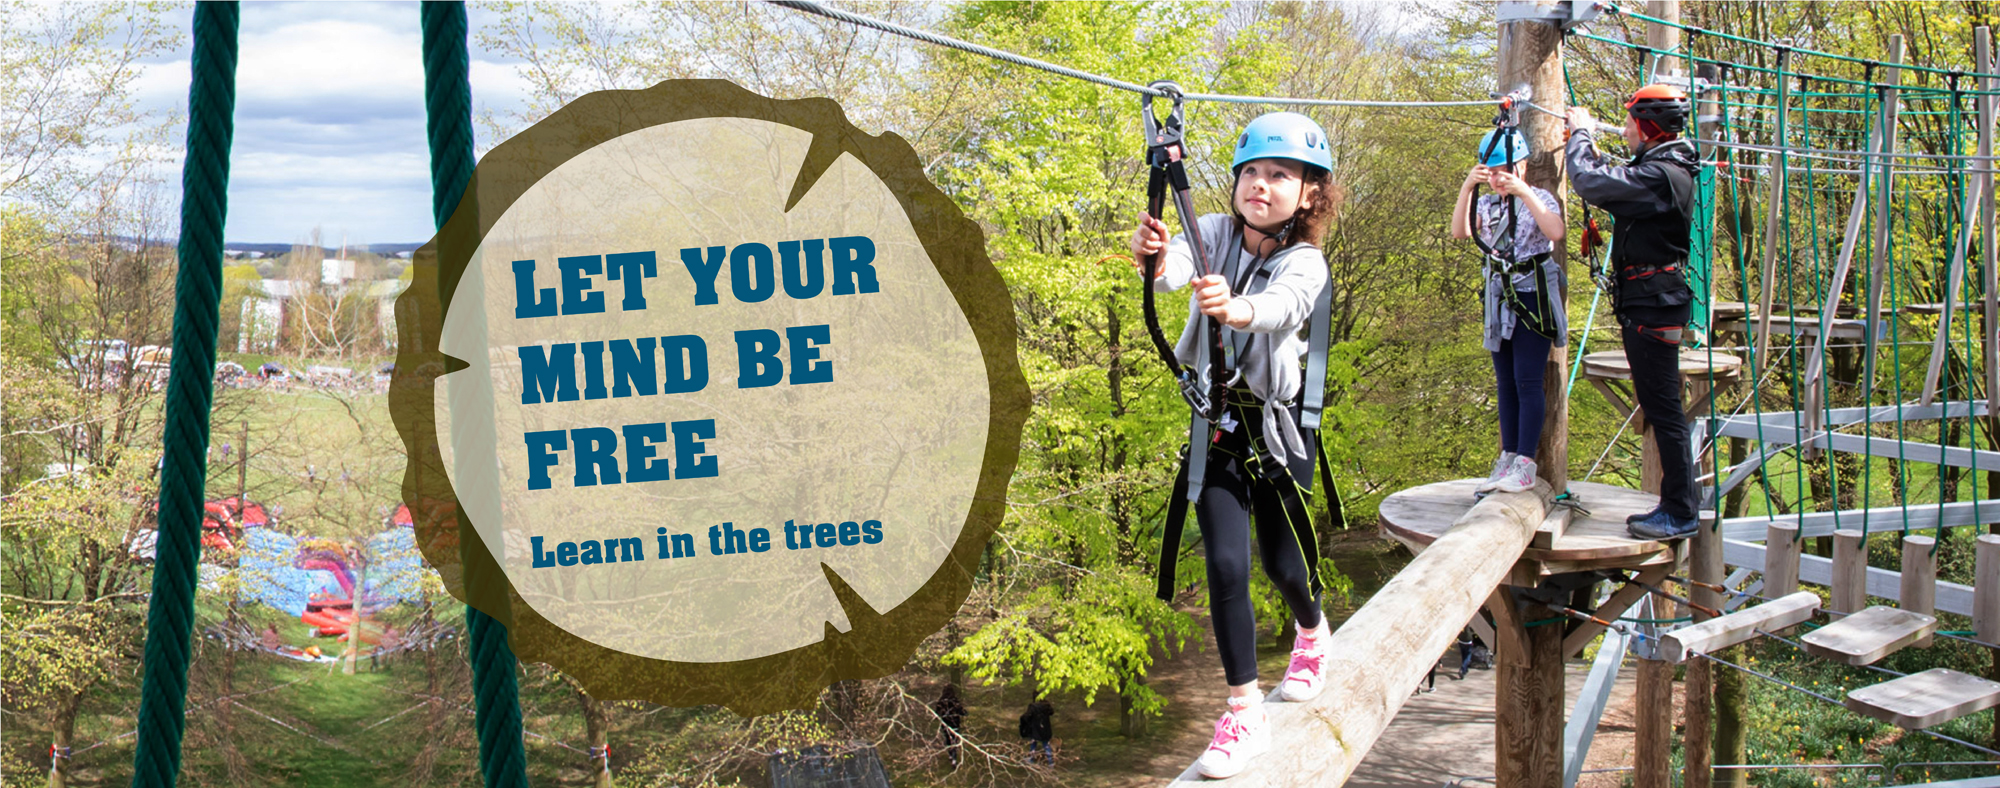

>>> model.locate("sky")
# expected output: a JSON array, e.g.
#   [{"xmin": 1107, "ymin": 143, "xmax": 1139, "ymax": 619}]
[{"xmin": 134, "ymin": 2, "xmax": 533, "ymax": 245}]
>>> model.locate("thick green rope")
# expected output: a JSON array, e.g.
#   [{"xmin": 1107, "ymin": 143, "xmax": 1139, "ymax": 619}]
[
  {"xmin": 128, "ymin": 5, "xmax": 236, "ymax": 786},
  {"xmin": 420, "ymin": 4, "xmax": 531, "ymax": 787}
]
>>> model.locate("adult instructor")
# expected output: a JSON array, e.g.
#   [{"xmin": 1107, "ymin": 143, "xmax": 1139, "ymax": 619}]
[{"xmin": 1566, "ymin": 84, "xmax": 1702, "ymax": 540}]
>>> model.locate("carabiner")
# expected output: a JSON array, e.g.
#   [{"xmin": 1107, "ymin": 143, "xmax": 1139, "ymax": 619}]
[{"xmin": 1142, "ymin": 80, "xmax": 1187, "ymax": 155}]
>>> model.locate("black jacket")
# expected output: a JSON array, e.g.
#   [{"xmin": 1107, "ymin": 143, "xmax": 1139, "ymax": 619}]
[{"xmin": 1567, "ymin": 132, "xmax": 1700, "ymax": 309}]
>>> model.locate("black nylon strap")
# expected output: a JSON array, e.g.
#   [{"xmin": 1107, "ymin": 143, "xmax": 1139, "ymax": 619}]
[{"xmin": 1155, "ymin": 446, "xmax": 1194, "ymax": 602}]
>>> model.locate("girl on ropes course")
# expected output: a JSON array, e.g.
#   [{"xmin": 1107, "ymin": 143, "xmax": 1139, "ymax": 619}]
[
  {"xmin": 1451, "ymin": 125, "xmax": 1567, "ymax": 497},
  {"xmin": 1565, "ymin": 83, "xmax": 1703, "ymax": 540},
  {"xmin": 1129, "ymin": 111, "xmax": 1338, "ymax": 780}
]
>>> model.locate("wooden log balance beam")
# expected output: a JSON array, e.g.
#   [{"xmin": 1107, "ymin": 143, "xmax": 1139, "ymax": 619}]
[{"xmin": 1167, "ymin": 483, "xmax": 1551, "ymax": 786}]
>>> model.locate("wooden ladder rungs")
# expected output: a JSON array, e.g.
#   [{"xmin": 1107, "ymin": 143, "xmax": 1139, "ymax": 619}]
[
  {"xmin": 1844, "ymin": 668, "xmax": 2000, "ymax": 729},
  {"xmin": 1800, "ymin": 606, "xmax": 1938, "ymax": 666}
]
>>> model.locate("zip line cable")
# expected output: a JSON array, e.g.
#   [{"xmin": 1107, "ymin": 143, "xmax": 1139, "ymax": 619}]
[{"xmin": 767, "ymin": 1, "xmax": 1493, "ymax": 108}]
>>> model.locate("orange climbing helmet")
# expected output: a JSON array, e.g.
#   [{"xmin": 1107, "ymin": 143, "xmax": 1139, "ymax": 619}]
[{"xmin": 1625, "ymin": 83, "xmax": 1690, "ymax": 134}]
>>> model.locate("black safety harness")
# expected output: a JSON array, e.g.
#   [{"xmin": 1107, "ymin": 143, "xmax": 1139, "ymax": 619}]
[
  {"xmin": 1138, "ymin": 83, "xmax": 1343, "ymax": 603},
  {"xmin": 1470, "ymin": 91, "xmax": 1561, "ymax": 340}
]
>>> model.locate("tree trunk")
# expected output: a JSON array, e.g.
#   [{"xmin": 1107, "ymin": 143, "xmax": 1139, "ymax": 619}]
[
  {"xmin": 1712, "ymin": 643, "xmax": 1747, "ymax": 786},
  {"xmin": 1119, "ymin": 676, "xmax": 1148, "ymax": 738},
  {"xmin": 580, "ymin": 689, "xmax": 613, "ymax": 788},
  {"xmin": 47, "ymin": 690, "xmax": 81, "ymax": 788}
]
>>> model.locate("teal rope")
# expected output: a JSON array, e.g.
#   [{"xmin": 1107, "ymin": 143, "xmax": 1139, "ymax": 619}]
[
  {"xmin": 128, "ymin": 5, "xmax": 236, "ymax": 786},
  {"xmin": 421, "ymin": 4, "xmax": 530, "ymax": 787},
  {"xmin": 129, "ymin": 3, "xmax": 236, "ymax": 784}
]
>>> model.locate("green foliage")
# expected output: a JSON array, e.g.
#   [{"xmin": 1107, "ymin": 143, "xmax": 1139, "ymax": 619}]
[{"xmin": 947, "ymin": 568, "xmax": 1194, "ymax": 714}]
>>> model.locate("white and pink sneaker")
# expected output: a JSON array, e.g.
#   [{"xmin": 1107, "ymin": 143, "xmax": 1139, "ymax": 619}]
[
  {"xmin": 1279, "ymin": 625, "xmax": 1332, "ymax": 701},
  {"xmin": 1194, "ymin": 696, "xmax": 1270, "ymax": 779}
]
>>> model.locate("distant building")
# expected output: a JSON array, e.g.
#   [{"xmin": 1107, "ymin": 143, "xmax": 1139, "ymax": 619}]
[{"xmin": 239, "ymin": 277, "xmax": 407, "ymax": 354}]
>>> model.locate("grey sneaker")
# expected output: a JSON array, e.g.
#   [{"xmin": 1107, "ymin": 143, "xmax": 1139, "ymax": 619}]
[
  {"xmin": 1475, "ymin": 452, "xmax": 1518, "ymax": 494},
  {"xmin": 1627, "ymin": 509, "xmax": 1699, "ymax": 540},
  {"xmin": 1493, "ymin": 456, "xmax": 1538, "ymax": 493}
]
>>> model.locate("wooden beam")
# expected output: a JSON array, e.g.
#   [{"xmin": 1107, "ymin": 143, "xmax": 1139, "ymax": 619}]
[
  {"xmin": 1497, "ymin": 9, "xmax": 1570, "ymax": 493},
  {"xmin": 1498, "ymin": 617, "xmax": 1565, "ymax": 788},
  {"xmin": 1832, "ymin": 529, "xmax": 1868, "ymax": 614},
  {"xmin": 1721, "ymin": 497, "xmax": 2000, "ymax": 541},
  {"xmin": 1978, "ymin": 534, "xmax": 2000, "ymax": 643},
  {"xmin": 1562, "ymin": 627, "xmax": 1630, "ymax": 788},
  {"xmin": 1657, "ymin": 591, "xmax": 1820, "ymax": 663},
  {"xmin": 1860, "ymin": 35, "xmax": 1907, "ymax": 403},
  {"xmin": 1901, "ymin": 535, "xmax": 1937, "ymax": 648},
  {"xmin": 1980, "ymin": 28, "xmax": 1999, "ymax": 445},
  {"xmin": 1722, "ymin": 538, "xmax": 1980, "ymax": 618},
  {"xmin": 1635, "ymin": 645, "xmax": 1675, "ymax": 788},
  {"xmin": 1165, "ymin": 486, "xmax": 1550, "ymax": 786},
  {"xmin": 1752, "ymin": 45, "xmax": 1794, "ymax": 374},
  {"xmin": 1562, "ymin": 564, "xmax": 1671, "ymax": 658},
  {"xmin": 1922, "ymin": 176, "xmax": 1987, "ymax": 404}
]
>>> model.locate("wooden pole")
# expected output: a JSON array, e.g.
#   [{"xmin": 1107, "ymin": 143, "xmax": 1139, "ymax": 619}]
[
  {"xmin": 237, "ymin": 419, "xmax": 249, "ymax": 503},
  {"xmin": 1973, "ymin": 534, "xmax": 2000, "ymax": 749},
  {"xmin": 1901, "ymin": 535, "xmax": 1937, "ymax": 648},
  {"xmin": 1501, "ymin": 11, "xmax": 1569, "ymax": 491},
  {"xmin": 1860, "ymin": 36, "xmax": 1907, "ymax": 403},
  {"xmin": 1832, "ymin": 528, "xmax": 1867, "ymax": 614},
  {"xmin": 1497, "ymin": 608, "xmax": 1565, "ymax": 788},
  {"xmin": 1764, "ymin": 523, "xmax": 1801, "ymax": 597},
  {"xmin": 1634, "ymin": 597, "xmax": 1675, "ymax": 788},
  {"xmin": 1978, "ymin": 29, "xmax": 2000, "ymax": 532}
]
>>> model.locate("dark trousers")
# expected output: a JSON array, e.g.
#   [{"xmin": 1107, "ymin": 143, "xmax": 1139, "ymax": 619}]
[
  {"xmin": 1493, "ymin": 288, "xmax": 1556, "ymax": 459},
  {"xmin": 1197, "ymin": 422, "xmax": 1324, "ymax": 687},
  {"xmin": 1619, "ymin": 303, "xmax": 1699, "ymax": 519}
]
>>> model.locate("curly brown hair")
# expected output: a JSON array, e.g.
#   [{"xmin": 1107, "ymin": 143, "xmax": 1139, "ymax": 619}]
[{"xmin": 1231, "ymin": 164, "xmax": 1343, "ymax": 250}]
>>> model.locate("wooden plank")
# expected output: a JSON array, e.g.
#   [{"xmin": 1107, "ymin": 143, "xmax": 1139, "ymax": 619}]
[
  {"xmin": 1497, "ymin": 617, "xmax": 1565, "ymax": 788},
  {"xmin": 1844, "ymin": 668, "xmax": 2000, "ymax": 729},
  {"xmin": 1801, "ymin": 606, "xmax": 1938, "ymax": 666},
  {"xmin": 1801, "ymin": 137, "xmax": 1878, "ymax": 435},
  {"xmin": 1752, "ymin": 45, "xmax": 1793, "ymax": 374},
  {"xmin": 1562, "ymin": 626, "xmax": 1630, "ymax": 788},
  {"xmin": 1531, "ymin": 505, "xmax": 1573, "ymax": 551},
  {"xmin": 1763, "ymin": 523, "xmax": 1801, "ymax": 597},
  {"xmin": 1720, "ymin": 497, "xmax": 2000, "ymax": 541},
  {"xmin": 1715, "ymin": 400, "xmax": 1990, "ymax": 432},
  {"xmin": 1658, "ymin": 591, "xmax": 1820, "ymax": 663},
  {"xmin": 1860, "ymin": 35, "xmax": 1907, "ymax": 403},
  {"xmin": 1722, "ymin": 538, "xmax": 1979, "ymax": 618},
  {"xmin": 1923, "ymin": 176, "xmax": 1988, "ymax": 405},
  {"xmin": 1978, "ymin": 534, "xmax": 2000, "ymax": 643},
  {"xmin": 1167, "ymin": 482, "xmax": 1550, "ymax": 786},
  {"xmin": 1832, "ymin": 529, "xmax": 1867, "ymax": 614},
  {"xmin": 1901, "ymin": 536, "xmax": 1936, "ymax": 648}
]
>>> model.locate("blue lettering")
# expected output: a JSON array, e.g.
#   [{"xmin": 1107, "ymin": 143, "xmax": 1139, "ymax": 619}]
[
  {"xmin": 830, "ymin": 236, "xmax": 879, "ymax": 295},
  {"xmin": 672, "ymin": 419, "xmax": 718, "ymax": 479},
  {"xmin": 660, "ymin": 334, "xmax": 708, "ymax": 394},
  {"xmin": 680, "ymin": 246, "xmax": 725, "ymax": 305},
  {"xmin": 518, "ymin": 344, "xmax": 579, "ymax": 404},
  {"xmin": 734, "ymin": 329, "xmax": 782, "ymax": 388},
  {"xmin": 605, "ymin": 251, "xmax": 657, "ymax": 311},
  {"xmin": 580, "ymin": 341, "xmax": 608, "ymax": 400},
  {"xmin": 558, "ymin": 255, "xmax": 605, "ymax": 315},
  {"xmin": 571, "ymin": 427, "xmax": 621, "ymax": 487},
  {"xmin": 786, "ymin": 324, "xmax": 832, "ymax": 385},
  {"xmin": 557, "ymin": 541, "xmax": 578, "ymax": 566},
  {"xmin": 609, "ymin": 338, "xmax": 656, "ymax": 398},
  {"xmin": 862, "ymin": 519, "xmax": 883, "ymax": 544},
  {"xmin": 532, "ymin": 535, "xmax": 557, "ymax": 567},
  {"xmin": 621, "ymin": 422, "xmax": 672, "ymax": 483},
  {"xmin": 730, "ymin": 242, "xmax": 776, "ymax": 303},
  {"xmin": 524, "ymin": 430, "xmax": 567, "ymax": 490},
  {"xmin": 512, "ymin": 259, "xmax": 558, "ymax": 318},
  {"xmin": 779, "ymin": 239, "xmax": 826, "ymax": 299}
]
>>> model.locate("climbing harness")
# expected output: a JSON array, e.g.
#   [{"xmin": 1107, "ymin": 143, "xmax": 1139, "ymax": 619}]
[
  {"xmin": 1140, "ymin": 85, "xmax": 1343, "ymax": 603},
  {"xmin": 1470, "ymin": 90, "xmax": 1562, "ymax": 340}
]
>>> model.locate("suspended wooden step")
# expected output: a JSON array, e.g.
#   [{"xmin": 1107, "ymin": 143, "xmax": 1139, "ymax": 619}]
[
  {"xmin": 1800, "ymin": 606, "xmax": 1937, "ymax": 666},
  {"xmin": 1844, "ymin": 668, "xmax": 2000, "ymax": 729},
  {"xmin": 1657, "ymin": 591, "xmax": 1819, "ymax": 663}
]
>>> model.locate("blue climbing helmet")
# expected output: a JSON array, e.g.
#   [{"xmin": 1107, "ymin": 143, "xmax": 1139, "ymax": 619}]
[
  {"xmin": 1478, "ymin": 128, "xmax": 1531, "ymax": 166},
  {"xmin": 1232, "ymin": 112, "xmax": 1333, "ymax": 174}
]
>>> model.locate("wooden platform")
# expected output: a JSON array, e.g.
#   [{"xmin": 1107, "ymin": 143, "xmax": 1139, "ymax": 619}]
[
  {"xmin": 1905, "ymin": 301, "xmax": 1984, "ymax": 315},
  {"xmin": 1844, "ymin": 668, "xmax": 2000, "ymax": 729},
  {"xmin": 1715, "ymin": 315, "xmax": 1874, "ymax": 340},
  {"xmin": 1578, "ymin": 350, "xmax": 1743, "ymax": 384},
  {"xmin": 1379, "ymin": 480, "xmax": 1676, "ymax": 582},
  {"xmin": 1657, "ymin": 591, "xmax": 1819, "ymax": 663},
  {"xmin": 1799, "ymin": 606, "xmax": 1937, "ymax": 666}
]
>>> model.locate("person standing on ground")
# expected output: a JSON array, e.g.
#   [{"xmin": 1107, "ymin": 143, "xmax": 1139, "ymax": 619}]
[
  {"xmin": 1451, "ymin": 127, "xmax": 1567, "ymax": 496},
  {"xmin": 1018, "ymin": 699, "xmax": 1054, "ymax": 765},
  {"xmin": 934, "ymin": 684, "xmax": 965, "ymax": 768},
  {"xmin": 1566, "ymin": 85, "xmax": 1702, "ymax": 540}
]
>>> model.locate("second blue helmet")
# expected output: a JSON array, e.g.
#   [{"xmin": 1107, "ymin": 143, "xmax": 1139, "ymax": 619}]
[
  {"xmin": 1232, "ymin": 112, "xmax": 1333, "ymax": 174},
  {"xmin": 1478, "ymin": 128, "xmax": 1532, "ymax": 166}
]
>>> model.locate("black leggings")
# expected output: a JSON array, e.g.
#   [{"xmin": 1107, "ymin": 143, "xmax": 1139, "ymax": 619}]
[
  {"xmin": 1620, "ymin": 303, "xmax": 1700, "ymax": 519},
  {"xmin": 1196, "ymin": 420, "xmax": 1324, "ymax": 687}
]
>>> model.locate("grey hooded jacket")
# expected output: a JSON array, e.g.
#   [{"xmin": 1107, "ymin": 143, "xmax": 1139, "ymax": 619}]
[{"xmin": 1152, "ymin": 213, "xmax": 1329, "ymax": 472}]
